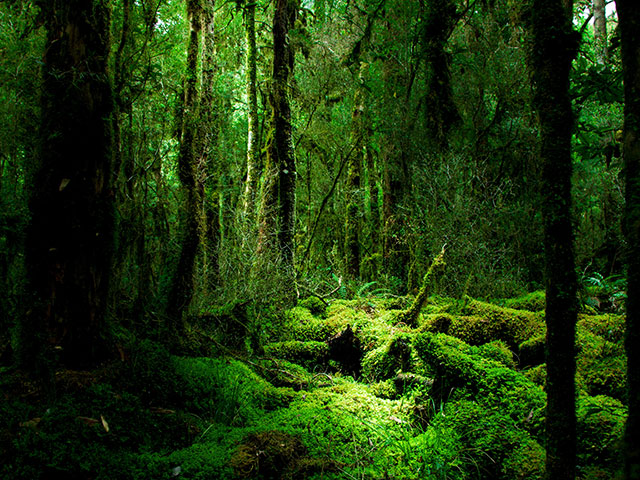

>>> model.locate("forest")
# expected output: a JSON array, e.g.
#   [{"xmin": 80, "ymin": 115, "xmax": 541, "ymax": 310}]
[{"xmin": 0, "ymin": 0, "xmax": 639, "ymax": 478}]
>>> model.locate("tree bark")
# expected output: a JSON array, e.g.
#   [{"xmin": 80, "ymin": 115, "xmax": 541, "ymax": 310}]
[
  {"xmin": 593, "ymin": 0, "xmax": 607, "ymax": 64},
  {"xmin": 528, "ymin": 0, "xmax": 579, "ymax": 478},
  {"xmin": 257, "ymin": 0, "xmax": 297, "ymax": 272},
  {"xmin": 241, "ymin": 1, "xmax": 261, "ymax": 226},
  {"xmin": 23, "ymin": 0, "xmax": 115, "ymax": 369},
  {"xmin": 345, "ymin": 66, "xmax": 365, "ymax": 279},
  {"xmin": 615, "ymin": 2, "xmax": 640, "ymax": 478},
  {"xmin": 167, "ymin": 0, "xmax": 206, "ymax": 330}
]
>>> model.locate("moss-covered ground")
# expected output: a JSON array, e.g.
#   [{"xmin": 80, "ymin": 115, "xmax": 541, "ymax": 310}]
[{"xmin": 0, "ymin": 292, "xmax": 627, "ymax": 479}]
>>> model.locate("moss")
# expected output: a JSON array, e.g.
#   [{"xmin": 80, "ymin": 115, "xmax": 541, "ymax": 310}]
[
  {"xmin": 577, "ymin": 313, "xmax": 625, "ymax": 344},
  {"xmin": 519, "ymin": 334, "xmax": 546, "ymax": 367},
  {"xmin": 277, "ymin": 307, "xmax": 333, "ymax": 342},
  {"xmin": 477, "ymin": 340, "xmax": 517, "ymax": 368},
  {"xmin": 263, "ymin": 341, "xmax": 329, "ymax": 370},
  {"xmin": 457, "ymin": 299, "xmax": 545, "ymax": 348},
  {"xmin": 576, "ymin": 395, "xmax": 626, "ymax": 475},
  {"xmin": 524, "ymin": 364, "xmax": 547, "ymax": 387},
  {"xmin": 297, "ymin": 296, "xmax": 327, "ymax": 316},
  {"xmin": 500, "ymin": 290, "xmax": 546, "ymax": 312},
  {"xmin": 361, "ymin": 332, "xmax": 415, "ymax": 382},
  {"xmin": 576, "ymin": 328, "xmax": 626, "ymax": 400},
  {"xmin": 432, "ymin": 400, "xmax": 545, "ymax": 480},
  {"xmin": 413, "ymin": 332, "xmax": 546, "ymax": 438},
  {"xmin": 230, "ymin": 430, "xmax": 334, "ymax": 479}
]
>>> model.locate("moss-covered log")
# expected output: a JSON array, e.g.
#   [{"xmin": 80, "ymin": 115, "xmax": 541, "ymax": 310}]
[{"xmin": 396, "ymin": 248, "xmax": 446, "ymax": 327}]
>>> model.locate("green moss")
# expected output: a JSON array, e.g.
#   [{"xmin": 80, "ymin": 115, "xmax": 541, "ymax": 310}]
[
  {"xmin": 432, "ymin": 400, "xmax": 545, "ymax": 480},
  {"xmin": 413, "ymin": 332, "xmax": 546, "ymax": 438},
  {"xmin": 280, "ymin": 307, "xmax": 337, "ymax": 342},
  {"xmin": 576, "ymin": 395, "xmax": 626, "ymax": 475},
  {"xmin": 457, "ymin": 299, "xmax": 545, "ymax": 348},
  {"xmin": 298, "ymin": 296, "xmax": 327, "ymax": 316},
  {"xmin": 361, "ymin": 332, "xmax": 415, "ymax": 382},
  {"xmin": 524, "ymin": 364, "xmax": 547, "ymax": 387},
  {"xmin": 500, "ymin": 290, "xmax": 546, "ymax": 312},
  {"xmin": 519, "ymin": 334, "xmax": 546, "ymax": 367},
  {"xmin": 576, "ymin": 328, "xmax": 626, "ymax": 400},
  {"xmin": 577, "ymin": 313, "xmax": 625, "ymax": 344},
  {"xmin": 477, "ymin": 340, "xmax": 516, "ymax": 368},
  {"xmin": 263, "ymin": 341, "xmax": 329, "ymax": 370}
]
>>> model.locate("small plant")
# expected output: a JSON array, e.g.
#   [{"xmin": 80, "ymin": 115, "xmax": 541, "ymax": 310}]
[{"xmin": 582, "ymin": 272, "xmax": 626, "ymax": 312}]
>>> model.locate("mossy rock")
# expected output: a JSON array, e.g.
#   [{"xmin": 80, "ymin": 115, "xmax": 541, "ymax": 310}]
[
  {"xmin": 577, "ymin": 395, "xmax": 626, "ymax": 475},
  {"xmin": 280, "ymin": 307, "xmax": 336, "ymax": 342},
  {"xmin": 576, "ymin": 328, "xmax": 626, "ymax": 400},
  {"xmin": 524, "ymin": 364, "xmax": 546, "ymax": 388},
  {"xmin": 263, "ymin": 341, "xmax": 329, "ymax": 370}
]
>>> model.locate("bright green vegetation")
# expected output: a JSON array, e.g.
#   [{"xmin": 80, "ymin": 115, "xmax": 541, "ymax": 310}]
[{"xmin": 1, "ymin": 295, "xmax": 626, "ymax": 479}]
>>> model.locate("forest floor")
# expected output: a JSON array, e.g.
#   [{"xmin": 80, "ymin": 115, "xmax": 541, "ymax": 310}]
[{"xmin": 0, "ymin": 292, "xmax": 627, "ymax": 479}]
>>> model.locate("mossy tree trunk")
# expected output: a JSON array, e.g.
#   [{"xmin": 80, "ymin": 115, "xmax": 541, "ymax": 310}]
[
  {"xmin": 345, "ymin": 65, "xmax": 365, "ymax": 279},
  {"xmin": 528, "ymin": 0, "xmax": 579, "ymax": 478},
  {"xmin": 381, "ymin": 50, "xmax": 410, "ymax": 288},
  {"xmin": 23, "ymin": 0, "xmax": 115, "ymax": 369},
  {"xmin": 257, "ymin": 0, "xmax": 298, "ymax": 273},
  {"xmin": 241, "ymin": 1, "xmax": 261, "ymax": 228},
  {"xmin": 615, "ymin": 2, "xmax": 640, "ymax": 477},
  {"xmin": 421, "ymin": 0, "xmax": 460, "ymax": 148},
  {"xmin": 167, "ymin": 0, "xmax": 206, "ymax": 331}
]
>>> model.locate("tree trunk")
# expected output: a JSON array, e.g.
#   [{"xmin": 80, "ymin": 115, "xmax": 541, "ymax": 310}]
[
  {"xmin": 167, "ymin": 0, "xmax": 205, "ymax": 330},
  {"xmin": 344, "ymin": 66, "xmax": 365, "ymax": 279},
  {"xmin": 241, "ymin": 1, "xmax": 261, "ymax": 226},
  {"xmin": 615, "ymin": 2, "xmax": 640, "ymax": 477},
  {"xmin": 23, "ymin": 0, "xmax": 115, "ymax": 369},
  {"xmin": 593, "ymin": 0, "xmax": 607, "ymax": 65},
  {"xmin": 528, "ymin": 0, "xmax": 579, "ymax": 478},
  {"xmin": 257, "ymin": 0, "xmax": 297, "ymax": 272},
  {"xmin": 422, "ymin": 0, "xmax": 460, "ymax": 148}
]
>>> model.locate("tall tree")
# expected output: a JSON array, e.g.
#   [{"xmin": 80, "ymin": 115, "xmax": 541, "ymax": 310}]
[
  {"xmin": 257, "ymin": 0, "xmax": 298, "ymax": 272},
  {"xmin": 593, "ymin": 0, "xmax": 607, "ymax": 64},
  {"xmin": 23, "ymin": 0, "xmax": 115, "ymax": 368},
  {"xmin": 167, "ymin": 0, "xmax": 206, "ymax": 329},
  {"xmin": 241, "ymin": 1, "xmax": 261, "ymax": 225},
  {"xmin": 615, "ymin": 2, "xmax": 640, "ymax": 477},
  {"xmin": 528, "ymin": 0, "xmax": 579, "ymax": 478}
]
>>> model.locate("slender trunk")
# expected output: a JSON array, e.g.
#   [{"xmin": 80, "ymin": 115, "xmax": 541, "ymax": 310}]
[
  {"xmin": 257, "ymin": 0, "xmax": 297, "ymax": 272},
  {"xmin": 242, "ymin": 1, "xmax": 261, "ymax": 225},
  {"xmin": 422, "ymin": 0, "xmax": 460, "ymax": 148},
  {"xmin": 615, "ymin": 3, "xmax": 640, "ymax": 478},
  {"xmin": 528, "ymin": 0, "xmax": 579, "ymax": 478},
  {"xmin": 593, "ymin": 0, "xmax": 607, "ymax": 64},
  {"xmin": 23, "ymin": 0, "xmax": 115, "ymax": 369},
  {"xmin": 167, "ymin": 0, "xmax": 205, "ymax": 329},
  {"xmin": 201, "ymin": 0, "xmax": 220, "ymax": 284},
  {"xmin": 345, "ymin": 68, "xmax": 364, "ymax": 279}
]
